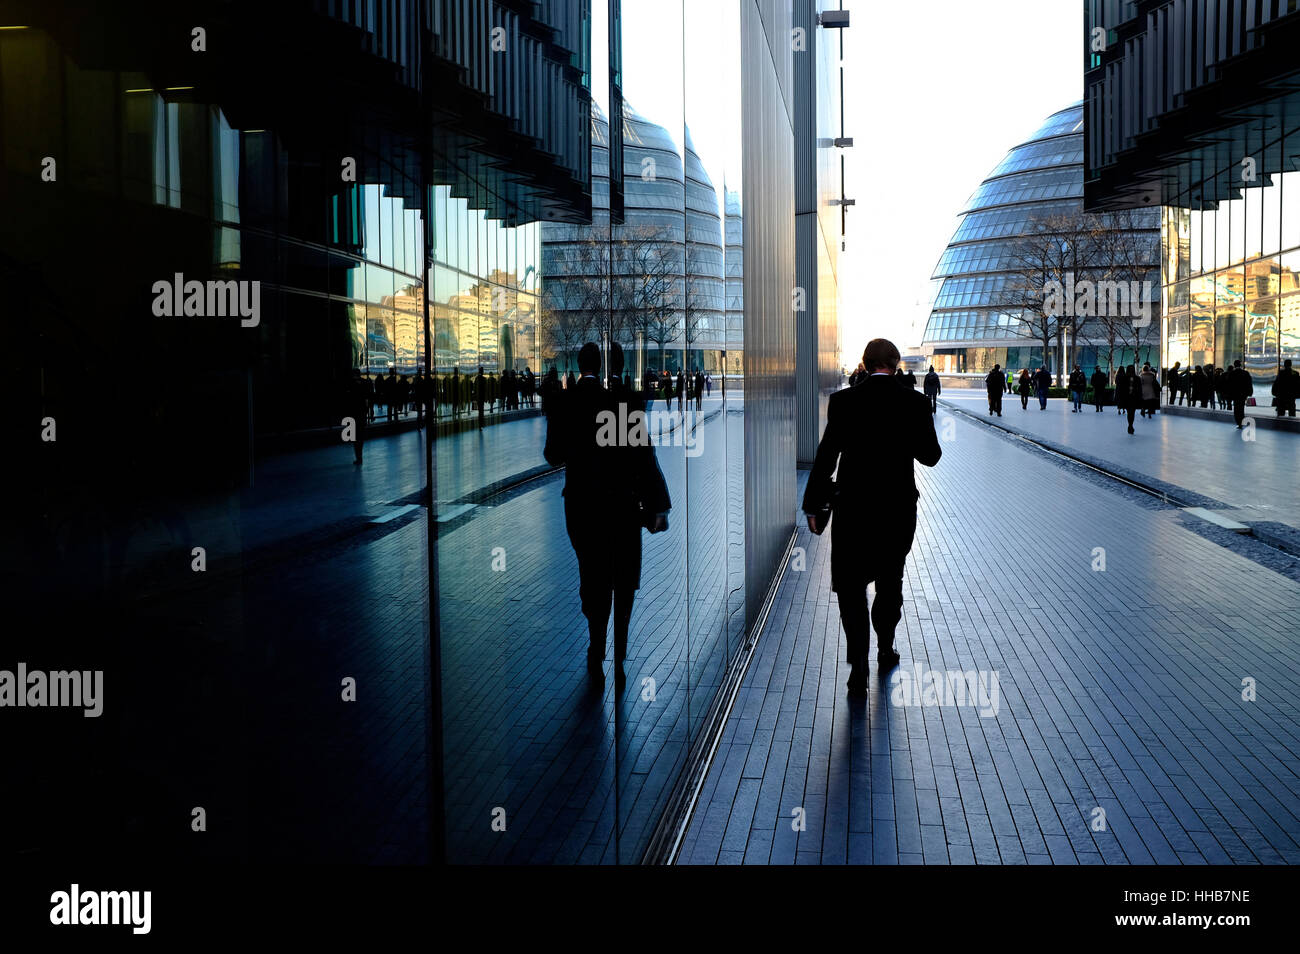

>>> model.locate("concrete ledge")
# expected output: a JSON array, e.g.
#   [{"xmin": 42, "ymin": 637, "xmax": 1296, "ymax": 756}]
[
  {"xmin": 1183, "ymin": 507, "xmax": 1250, "ymax": 532},
  {"xmin": 1162, "ymin": 403, "xmax": 1300, "ymax": 432}
]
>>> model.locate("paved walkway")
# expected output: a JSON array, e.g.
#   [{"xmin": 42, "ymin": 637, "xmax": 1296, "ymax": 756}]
[
  {"xmin": 677, "ymin": 409, "xmax": 1300, "ymax": 865},
  {"xmin": 940, "ymin": 389, "xmax": 1300, "ymax": 531}
]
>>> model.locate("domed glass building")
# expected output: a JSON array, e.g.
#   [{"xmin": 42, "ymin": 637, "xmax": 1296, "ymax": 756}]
[
  {"xmin": 540, "ymin": 101, "xmax": 733, "ymax": 376},
  {"xmin": 922, "ymin": 102, "xmax": 1161, "ymax": 377}
]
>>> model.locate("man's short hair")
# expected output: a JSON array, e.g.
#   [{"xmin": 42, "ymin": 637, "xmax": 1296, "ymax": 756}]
[
  {"xmin": 862, "ymin": 338, "xmax": 901, "ymax": 372},
  {"xmin": 578, "ymin": 342, "xmax": 602, "ymax": 374}
]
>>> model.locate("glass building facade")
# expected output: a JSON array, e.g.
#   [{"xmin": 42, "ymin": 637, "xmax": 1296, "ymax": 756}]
[
  {"xmin": 539, "ymin": 102, "xmax": 733, "ymax": 378},
  {"xmin": 5, "ymin": 0, "xmax": 825, "ymax": 867},
  {"xmin": 1085, "ymin": 1, "xmax": 1300, "ymax": 385},
  {"xmin": 922, "ymin": 103, "xmax": 1162, "ymax": 377}
]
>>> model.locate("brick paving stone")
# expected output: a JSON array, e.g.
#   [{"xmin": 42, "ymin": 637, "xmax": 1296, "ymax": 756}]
[{"xmin": 678, "ymin": 408, "xmax": 1300, "ymax": 865}]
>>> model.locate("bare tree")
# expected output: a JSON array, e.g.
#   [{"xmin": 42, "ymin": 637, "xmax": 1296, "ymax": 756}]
[
  {"xmin": 1002, "ymin": 210, "xmax": 1107, "ymax": 386},
  {"xmin": 614, "ymin": 224, "xmax": 681, "ymax": 371}
]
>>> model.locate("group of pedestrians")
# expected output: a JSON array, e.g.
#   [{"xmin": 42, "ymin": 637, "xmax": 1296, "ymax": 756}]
[
  {"xmin": 1163, "ymin": 359, "xmax": 1298, "ymax": 422},
  {"xmin": 986, "ymin": 365, "xmax": 1053, "ymax": 416},
  {"xmin": 641, "ymin": 369, "xmax": 712, "ymax": 411}
]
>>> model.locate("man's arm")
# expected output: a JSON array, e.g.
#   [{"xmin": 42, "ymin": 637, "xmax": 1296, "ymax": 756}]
[
  {"xmin": 802, "ymin": 397, "xmax": 841, "ymax": 519},
  {"xmin": 913, "ymin": 396, "xmax": 942, "ymax": 467},
  {"xmin": 542, "ymin": 392, "xmax": 567, "ymax": 467}
]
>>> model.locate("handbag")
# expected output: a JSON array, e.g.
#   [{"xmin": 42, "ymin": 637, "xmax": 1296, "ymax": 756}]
[{"xmin": 1247, "ymin": 397, "xmax": 1257, "ymax": 407}]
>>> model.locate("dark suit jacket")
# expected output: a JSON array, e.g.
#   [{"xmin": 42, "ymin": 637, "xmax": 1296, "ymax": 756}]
[
  {"xmin": 544, "ymin": 376, "xmax": 671, "ymax": 520},
  {"xmin": 803, "ymin": 375, "xmax": 941, "ymax": 521},
  {"xmin": 802, "ymin": 375, "xmax": 941, "ymax": 589}
]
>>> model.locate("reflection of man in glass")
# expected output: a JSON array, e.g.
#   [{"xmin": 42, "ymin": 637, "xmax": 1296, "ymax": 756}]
[{"xmin": 544, "ymin": 342, "xmax": 671, "ymax": 686}]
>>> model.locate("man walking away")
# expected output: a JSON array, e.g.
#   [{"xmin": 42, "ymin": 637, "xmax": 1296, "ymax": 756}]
[
  {"xmin": 1138, "ymin": 363, "xmax": 1160, "ymax": 418},
  {"xmin": 803, "ymin": 338, "xmax": 942, "ymax": 695},
  {"xmin": 1090, "ymin": 366, "xmax": 1107, "ymax": 412},
  {"xmin": 985, "ymin": 364, "xmax": 1004, "ymax": 417},
  {"xmin": 1116, "ymin": 366, "xmax": 1136, "ymax": 433},
  {"xmin": 1227, "ymin": 359, "xmax": 1254, "ymax": 428},
  {"xmin": 1069, "ymin": 365, "xmax": 1086, "ymax": 412},
  {"xmin": 1274, "ymin": 359, "xmax": 1298, "ymax": 417},
  {"xmin": 923, "ymin": 365, "xmax": 941, "ymax": 414},
  {"xmin": 1034, "ymin": 365, "xmax": 1051, "ymax": 410}
]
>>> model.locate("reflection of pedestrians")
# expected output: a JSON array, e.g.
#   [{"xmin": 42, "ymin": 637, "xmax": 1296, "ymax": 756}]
[
  {"xmin": 1275, "ymin": 359, "xmax": 1299, "ymax": 417},
  {"xmin": 475, "ymin": 366, "xmax": 486, "ymax": 430},
  {"xmin": 544, "ymin": 342, "xmax": 671, "ymax": 688},
  {"xmin": 803, "ymin": 338, "xmax": 941, "ymax": 695},
  {"xmin": 1227, "ymin": 360, "xmax": 1254, "ymax": 428},
  {"xmin": 346, "ymin": 368, "xmax": 368, "ymax": 465}
]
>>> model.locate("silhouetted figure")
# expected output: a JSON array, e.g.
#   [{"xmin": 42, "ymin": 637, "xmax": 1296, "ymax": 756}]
[
  {"xmin": 1118, "ymin": 364, "xmax": 1139, "ymax": 434},
  {"xmin": 694, "ymin": 370, "xmax": 704, "ymax": 409},
  {"xmin": 1033, "ymin": 366, "xmax": 1051, "ymax": 410},
  {"xmin": 1164, "ymin": 361, "xmax": 1181, "ymax": 405},
  {"xmin": 545, "ymin": 342, "xmax": 671, "ymax": 687},
  {"xmin": 1018, "ymin": 369, "xmax": 1031, "ymax": 410},
  {"xmin": 1069, "ymin": 365, "xmax": 1086, "ymax": 412},
  {"xmin": 475, "ymin": 366, "xmax": 487, "ymax": 429},
  {"xmin": 1137, "ymin": 363, "xmax": 1160, "ymax": 418},
  {"xmin": 905, "ymin": 369, "xmax": 918, "ymax": 389},
  {"xmin": 1227, "ymin": 359, "xmax": 1254, "ymax": 428},
  {"xmin": 985, "ymin": 364, "xmax": 1003, "ymax": 416},
  {"xmin": 1090, "ymin": 366, "xmax": 1107, "ymax": 412},
  {"xmin": 923, "ymin": 365, "xmax": 940, "ymax": 414},
  {"xmin": 345, "ymin": 369, "xmax": 369, "ymax": 465},
  {"xmin": 676, "ymin": 370, "xmax": 685, "ymax": 412},
  {"xmin": 1274, "ymin": 359, "xmax": 1299, "ymax": 417},
  {"xmin": 803, "ymin": 338, "xmax": 942, "ymax": 695}
]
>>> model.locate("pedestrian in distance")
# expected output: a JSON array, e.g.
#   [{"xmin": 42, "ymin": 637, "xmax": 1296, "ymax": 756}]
[
  {"xmin": 1069, "ymin": 365, "xmax": 1086, "ymax": 412},
  {"xmin": 1274, "ymin": 358, "xmax": 1299, "ymax": 417},
  {"xmin": 1138, "ymin": 362, "xmax": 1160, "ymax": 418},
  {"xmin": 475, "ymin": 366, "xmax": 487, "ymax": 429},
  {"xmin": 345, "ymin": 368, "xmax": 369, "ymax": 465},
  {"xmin": 803, "ymin": 338, "xmax": 942, "ymax": 695},
  {"xmin": 1034, "ymin": 365, "xmax": 1051, "ymax": 410},
  {"xmin": 1018, "ymin": 369, "xmax": 1032, "ymax": 410},
  {"xmin": 985, "ymin": 364, "xmax": 1004, "ymax": 417},
  {"xmin": 1116, "ymin": 365, "xmax": 1136, "ymax": 434},
  {"xmin": 1090, "ymin": 366, "xmax": 1107, "ymax": 412},
  {"xmin": 923, "ymin": 365, "xmax": 941, "ymax": 414},
  {"xmin": 1227, "ymin": 359, "xmax": 1254, "ymax": 428}
]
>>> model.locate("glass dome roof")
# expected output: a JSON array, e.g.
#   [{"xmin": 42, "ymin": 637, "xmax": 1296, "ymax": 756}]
[{"xmin": 920, "ymin": 101, "xmax": 1157, "ymax": 347}]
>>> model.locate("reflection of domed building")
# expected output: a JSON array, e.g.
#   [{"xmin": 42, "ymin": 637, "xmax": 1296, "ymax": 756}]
[
  {"xmin": 922, "ymin": 102, "xmax": 1160, "ymax": 375},
  {"xmin": 541, "ymin": 101, "xmax": 736, "ymax": 375}
]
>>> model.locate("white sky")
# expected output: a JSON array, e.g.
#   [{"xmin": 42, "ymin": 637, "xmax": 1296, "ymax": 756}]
[
  {"xmin": 589, "ymin": 1, "xmax": 1082, "ymax": 364},
  {"xmin": 841, "ymin": 0, "xmax": 1082, "ymax": 357}
]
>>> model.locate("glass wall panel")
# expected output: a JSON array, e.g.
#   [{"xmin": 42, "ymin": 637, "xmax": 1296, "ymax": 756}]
[
  {"xmin": 683, "ymin": 0, "xmax": 738, "ymax": 765},
  {"xmin": 1246, "ymin": 297, "xmax": 1279, "ymax": 382},
  {"xmin": 604, "ymin": 0, "xmax": 689, "ymax": 866},
  {"xmin": 1215, "ymin": 305, "xmax": 1244, "ymax": 370}
]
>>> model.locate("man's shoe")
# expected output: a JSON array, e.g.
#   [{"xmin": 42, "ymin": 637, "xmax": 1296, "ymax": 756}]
[
  {"xmin": 587, "ymin": 649, "xmax": 604, "ymax": 681},
  {"xmin": 877, "ymin": 647, "xmax": 901, "ymax": 669},
  {"xmin": 846, "ymin": 663, "xmax": 868, "ymax": 695},
  {"xmin": 1127, "ymin": 425, "xmax": 1135, "ymax": 434}
]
